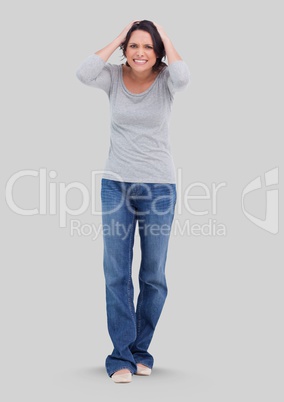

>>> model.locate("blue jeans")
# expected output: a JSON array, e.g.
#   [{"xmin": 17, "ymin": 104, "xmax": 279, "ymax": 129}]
[{"xmin": 101, "ymin": 179, "xmax": 177, "ymax": 377}]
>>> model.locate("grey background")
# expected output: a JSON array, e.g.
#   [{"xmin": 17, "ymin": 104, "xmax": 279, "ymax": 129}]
[{"xmin": 1, "ymin": 0, "xmax": 283, "ymax": 401}]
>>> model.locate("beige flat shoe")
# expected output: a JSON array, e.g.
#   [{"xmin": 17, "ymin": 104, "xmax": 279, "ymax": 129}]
[
  {"xmin": 136, "ymin": 364, "xmax": 152, "ymax": 376},
  {"xmin": 111, "ymin": 371, "xmax": 132, "ymax": 383}
]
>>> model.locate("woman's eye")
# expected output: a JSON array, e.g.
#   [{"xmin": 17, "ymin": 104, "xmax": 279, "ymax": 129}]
[{"xmin": 129, "ymin": 44, "xmax": 153, "ymax": 49}]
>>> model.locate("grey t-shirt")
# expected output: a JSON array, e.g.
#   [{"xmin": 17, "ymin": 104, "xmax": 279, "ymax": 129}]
[{"xmin": 76, "ymin": 54, "xmax": 190, "ymax": 183}]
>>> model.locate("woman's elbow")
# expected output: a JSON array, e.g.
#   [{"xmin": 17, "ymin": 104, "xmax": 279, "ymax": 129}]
[
  {"xmin": 174, "ymin": 73, "xmax": 191, "ymax": 91},
  {"xmin": 76, "ymin": 68, "xmax": 88, "ymax": 84}
]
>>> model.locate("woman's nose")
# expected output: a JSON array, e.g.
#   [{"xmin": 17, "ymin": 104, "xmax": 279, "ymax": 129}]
[{"xmin": 136, "ymin": 48, "xmax": 144, "ymax": 57}]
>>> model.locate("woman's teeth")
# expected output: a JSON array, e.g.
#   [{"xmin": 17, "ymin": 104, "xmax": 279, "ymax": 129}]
[{"xmin": 134, "ymin": 59, "xmax": 147, "ymax": 64}]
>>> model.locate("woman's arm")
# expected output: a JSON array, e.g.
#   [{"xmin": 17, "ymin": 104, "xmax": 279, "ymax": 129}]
[
  {"xmin": 155, "ymin": 23, "xmax": 190, "ymax": 92},
  {"xmin": 76, "ymin": 21, "xmax": 136, "ymax": 90},
  {"xmin": 95, "ymin": 21, "xmax": 136, "ymax": 61},
  {"xmin": 154, "ymin": 23, "xmax": 183, "ymax": 65}
]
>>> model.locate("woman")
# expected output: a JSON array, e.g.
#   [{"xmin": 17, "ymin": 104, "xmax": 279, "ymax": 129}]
[{"xmin": 76, "ymin": 20, "xmax": 190, "ymax": 383}]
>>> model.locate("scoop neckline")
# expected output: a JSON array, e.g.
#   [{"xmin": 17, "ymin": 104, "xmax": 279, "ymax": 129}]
[{"xmin": 119, "ymin": 64, "xmax": 163, "ymax": 96}]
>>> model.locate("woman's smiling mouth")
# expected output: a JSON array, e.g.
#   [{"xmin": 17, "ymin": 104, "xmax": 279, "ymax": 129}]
[{"xmin": 133, "ymin": 59, "xmax": 148, "ymax": 65}]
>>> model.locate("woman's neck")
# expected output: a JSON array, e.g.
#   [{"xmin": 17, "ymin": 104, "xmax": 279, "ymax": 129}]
[{"xmin": 125, "ymin": 65, "xmax": 157, "ymax": 83}]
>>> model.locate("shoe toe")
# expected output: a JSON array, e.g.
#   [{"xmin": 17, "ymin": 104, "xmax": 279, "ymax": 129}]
[
  {"xmin": 111, "ymin": 372, "xmax": 132, "ymax": 383},
  {"xmin": 136, "ymin": 365, "xmax": 152, "ymax": 376}
]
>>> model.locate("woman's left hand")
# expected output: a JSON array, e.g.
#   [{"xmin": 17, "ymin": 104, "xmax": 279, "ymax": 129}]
[
  {"xmin": 154, "ymin": 22, "xmax": 169, "ymax": 42},
  {"xmin": 154, "ymin": 22, "xmax": 183, "ymax": 64}
]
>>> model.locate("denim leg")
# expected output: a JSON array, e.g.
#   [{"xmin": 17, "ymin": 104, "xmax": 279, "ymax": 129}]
[
  {"xmin": 131, "ymin": 183, "xmax": 177, "ymax": 368},
  {"xmin": 101, "ymin": 179, "xmax": 137, "ymax": 376}
]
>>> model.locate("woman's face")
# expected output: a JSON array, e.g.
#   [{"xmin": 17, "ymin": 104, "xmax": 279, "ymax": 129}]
[{"xmin": 125, "ymin": 30, "xmax": 157, "ymax": 73}]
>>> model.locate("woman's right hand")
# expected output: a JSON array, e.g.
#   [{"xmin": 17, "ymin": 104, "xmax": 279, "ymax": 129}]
[
  {"xmin": 117, "ymin": 21, "xmax": 139, "ymax": 43},
  {"xmin": 95, "ymin": 21, "xmax": 139, "ymax": 62}
]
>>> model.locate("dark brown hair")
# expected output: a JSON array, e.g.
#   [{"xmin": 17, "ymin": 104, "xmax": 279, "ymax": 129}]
[{"xmin": 120, "ymin": 20, "xmax": 167, "ymax": 72}]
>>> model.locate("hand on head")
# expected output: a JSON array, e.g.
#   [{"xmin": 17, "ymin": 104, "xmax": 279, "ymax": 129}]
[
  {"xmin": 118, "ymin": 20, "xmax": 140, "ymax": 43},
  {"xmin": 153, "ymin": 22, "xmax": 168, "ymax": 42}
]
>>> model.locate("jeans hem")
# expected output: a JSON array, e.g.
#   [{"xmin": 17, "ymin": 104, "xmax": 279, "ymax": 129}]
[
  {"xmin": 135, "ymin": 362, "xmax": 153, "ymax": 370},
  {"xmin": 108, "ymin": 366, "xmax": 135, "ymax": 378}
]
